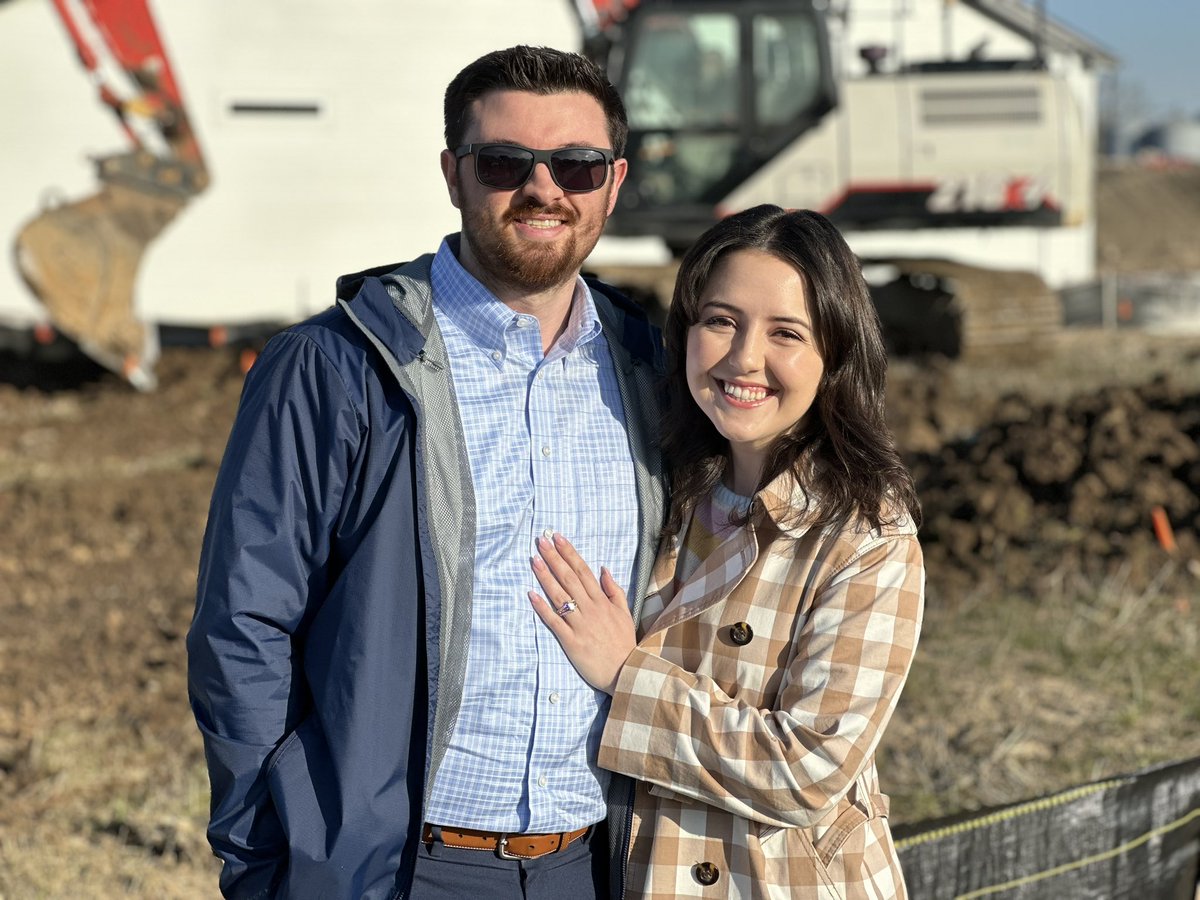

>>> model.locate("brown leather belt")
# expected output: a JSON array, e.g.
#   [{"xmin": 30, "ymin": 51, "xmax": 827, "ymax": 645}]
[{"xmin": 422, "ymin": 823, "xmax": 590, "ymax": 860}]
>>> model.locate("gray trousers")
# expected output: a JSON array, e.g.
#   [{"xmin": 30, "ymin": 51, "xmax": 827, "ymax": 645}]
[{"xmin": 409, "ymin": 825, "xmax": 608, "ymax": 900}]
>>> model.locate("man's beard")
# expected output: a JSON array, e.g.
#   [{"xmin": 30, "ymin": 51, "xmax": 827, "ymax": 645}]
[{"xmin": 462, "ymin": 193, "xmax": 609, "ymax": 294}]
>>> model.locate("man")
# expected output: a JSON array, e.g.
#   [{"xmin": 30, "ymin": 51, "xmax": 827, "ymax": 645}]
[{"xmin": 187, "ymin": 46, "xmax": 667, "ymax": 900}]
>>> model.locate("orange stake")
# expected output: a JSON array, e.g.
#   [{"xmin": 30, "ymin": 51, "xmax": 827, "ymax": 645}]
[
  {"xmin": 239, "ymin": 347, "xmax": 258, "ymax": 375},
  {"xmin": 1151, "ymin": 506, "xmax": 1177, "ymax": 554}
]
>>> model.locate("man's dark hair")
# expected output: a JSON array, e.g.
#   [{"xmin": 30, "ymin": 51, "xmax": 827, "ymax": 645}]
[
  {"xmin": 444, "ymin": 45, "xmax": 629, "ymax": 156},
  {"xmin": 661, "ymin": 205, "xmax": 922, "ymax": 536}
]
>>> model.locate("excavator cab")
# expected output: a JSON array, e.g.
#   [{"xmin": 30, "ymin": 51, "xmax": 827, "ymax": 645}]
[{"xmin": 604, "ymin": 0, "xmax": 836, "ymax": 250}]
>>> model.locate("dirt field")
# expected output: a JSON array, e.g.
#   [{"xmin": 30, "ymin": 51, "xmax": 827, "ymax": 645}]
[
  {"xmin": 1097, "ymin": 163, "xmax": 1200, "ymax": 274},
  {"xmin": 2, "ymin": 325, "xmax": 1200, "ymax": 897}
]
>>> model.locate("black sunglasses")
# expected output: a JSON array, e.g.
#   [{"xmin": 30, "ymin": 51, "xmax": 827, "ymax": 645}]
[{"xmin": 455, "ymin": 143, "xmax": 615, "ymax": 193}]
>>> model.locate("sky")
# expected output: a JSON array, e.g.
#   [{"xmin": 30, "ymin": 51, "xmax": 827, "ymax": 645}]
[{"xmin": 1046, "ymin": 0, "xmax": 1199, "ymax": 123}]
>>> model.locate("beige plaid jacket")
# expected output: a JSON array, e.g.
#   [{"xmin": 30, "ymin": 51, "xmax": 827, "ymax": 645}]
[{"xmin": 600, "ymin": 474, "xmax": 924, "ymax": 899}]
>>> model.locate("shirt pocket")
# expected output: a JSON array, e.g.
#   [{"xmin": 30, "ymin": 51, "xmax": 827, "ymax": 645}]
[
  {"xmin": 568, "ymin": 453, "xmax": 640, "ymax": 568},
  {"xmin": 573, "ymin": 451, "xmax": 637, "ymax": 503}
]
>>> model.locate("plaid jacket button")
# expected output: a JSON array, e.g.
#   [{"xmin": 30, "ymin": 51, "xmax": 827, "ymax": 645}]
[
  {"xmin": 729, "ymin": 622, "xmax": 754, "ymax": 645},
  {"xmin": 694, "ymin": 862, "xmax": 720, "ymax": 885}
]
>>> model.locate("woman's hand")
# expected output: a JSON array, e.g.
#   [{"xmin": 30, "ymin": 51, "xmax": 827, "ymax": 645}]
[{"xmin": 529, "ymin": 533, "xmax": 637, "ymax": 695}]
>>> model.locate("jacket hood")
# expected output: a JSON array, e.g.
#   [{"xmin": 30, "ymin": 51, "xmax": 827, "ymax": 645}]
[{"xmin": 335, "ymin": 261, "xmax": 409, "ymax": 302}]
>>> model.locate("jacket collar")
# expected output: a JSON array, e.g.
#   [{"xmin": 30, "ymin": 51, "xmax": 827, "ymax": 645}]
[
  {"xmin": 755, "ymin": 470, "xmax": 811, "ymax": 535},
  {"xmin": 641, "ymin": 471, "xmax": 809, "ymax": 635},
  {"xmin": 336, "ymin": 254, "xmax": 437, "ymax": 369},
  {"xmin": 333, "ymin": 235, "xmax": 662, "ymax": 372}
]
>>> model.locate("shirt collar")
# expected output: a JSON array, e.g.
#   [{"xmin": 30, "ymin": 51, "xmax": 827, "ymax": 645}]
[{"xmin": 430, "ymin": 235, "xmax": 602, "ymax": 360}]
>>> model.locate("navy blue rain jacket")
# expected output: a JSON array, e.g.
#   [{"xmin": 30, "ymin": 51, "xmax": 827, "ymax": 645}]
[{"xmin": 186, "ymin": 252, "xmax": 668, "ymax": 900}]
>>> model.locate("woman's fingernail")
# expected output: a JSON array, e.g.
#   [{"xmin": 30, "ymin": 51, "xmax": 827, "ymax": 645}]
[{"xmin": 531, "ymin": 555, "xmax": 545, "ymax": 570}]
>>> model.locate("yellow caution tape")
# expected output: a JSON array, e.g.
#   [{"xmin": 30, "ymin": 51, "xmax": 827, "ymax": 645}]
[
  {"xmin": 895, "ymin": 778, "xmax": 1129, "ymax": 851},
  {"xmin": 953, "ymin": 807, "xmax": 1200, "ymax": 899}
]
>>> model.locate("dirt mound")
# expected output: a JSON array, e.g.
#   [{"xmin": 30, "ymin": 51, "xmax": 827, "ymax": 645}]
[
  {"xmin": 1097, "ymin": 164, "xmax": 1200, "ymax": 273},
  {"xmin": 903, "ymin": 372, "xmax": 1200, "ymax": 596}
]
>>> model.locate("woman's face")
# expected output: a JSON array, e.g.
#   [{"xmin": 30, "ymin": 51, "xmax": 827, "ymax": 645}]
[{"xmin": 685, "ymin": 249, "xmax": 825, "ymax": 487}]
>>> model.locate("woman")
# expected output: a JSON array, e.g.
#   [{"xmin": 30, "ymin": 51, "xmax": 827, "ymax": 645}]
[{"xmin": 529, "ymin": 205, "xmax": 924, "ymax": 899}]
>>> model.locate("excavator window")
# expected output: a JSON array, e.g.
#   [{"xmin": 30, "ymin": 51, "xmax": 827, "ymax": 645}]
[
  {"xmin": 625, "ymin": 11, "xmax": 738, "ymax": 130},
  {"xmin": 617, "ymin": 6, "xmax": 826, "ymax": 208},
  {"xmin": 753, "ymin": 13, "xmax": 823, "ymax": 127}
]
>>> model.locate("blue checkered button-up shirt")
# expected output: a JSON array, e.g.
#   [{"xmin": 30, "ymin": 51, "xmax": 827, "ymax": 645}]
[{"xmin": 423, "ymin": 239, "xmax": 640, "ymax": 832}]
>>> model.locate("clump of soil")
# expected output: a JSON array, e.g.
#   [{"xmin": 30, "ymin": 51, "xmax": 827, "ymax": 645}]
[{"xmin": 904, "ymin": 370, "xmax": 1200, "ymax": 598}]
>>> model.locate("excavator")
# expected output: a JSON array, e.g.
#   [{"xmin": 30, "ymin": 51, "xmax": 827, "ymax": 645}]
[
  {"xmin": 580, "ymin": 0, "xmax": 1096, "ymax": 356},
  {"xmin": 9, "ymin": 0, "xmax": 1103, "ymax": 386}
]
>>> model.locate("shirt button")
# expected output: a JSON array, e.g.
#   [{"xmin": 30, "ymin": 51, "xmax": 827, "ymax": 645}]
[
  {"xmin": 549, "ymin": 692, "xmax": 560, "ymax": 704},
  {"xmin": 541, "ymin": 446, "xmax": 551, "ymax": 457},
  {"xmin": 490, "ymin": 350, "xmax": 502, "ymax": 362},
  {"xmin": 542, "ymin": 528, "xmax": 554, "ymax": 540},
  {"xmin": 517, "ymin": 316, "xmax": 532, "ymax": 328},
  {"xmin": 694, "ymin": 862, "xmax": 720, "ymax": 885},
  {"xmin": 538, "ymin": 774, "xmax": 548, "ymax": 787}
]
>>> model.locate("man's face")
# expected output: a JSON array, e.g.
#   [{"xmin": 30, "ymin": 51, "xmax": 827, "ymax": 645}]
[{"xmin": 441, "ymin": 90, "xmax": 627, "ymax": 299}]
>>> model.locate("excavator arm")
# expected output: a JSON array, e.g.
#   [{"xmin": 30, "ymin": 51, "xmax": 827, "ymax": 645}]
[{"xmin": 15, "ymin": 0, "xmax": 208, "ymax": 388}]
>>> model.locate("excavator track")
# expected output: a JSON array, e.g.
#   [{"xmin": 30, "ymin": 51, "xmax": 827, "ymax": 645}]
[{"xmin": 871, "ymin": 259, "xmax": 1061, "ymax": 359}]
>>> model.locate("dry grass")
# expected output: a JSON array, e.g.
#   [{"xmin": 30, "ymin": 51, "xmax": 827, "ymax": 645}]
[
  {"xmin": 0, "ymin": 626, "xmax": 217, "ymax": 898},
  {"xmin": 879, "ymin": 560, "xmax": 1200, "ymax": 826},
  {"xmin": 4, "ymin": 571, "xmax": 1197, "ymax": 898},
  {"xmin": 0, "ymin": 713, "xmax": 217, "ymax": 898}
]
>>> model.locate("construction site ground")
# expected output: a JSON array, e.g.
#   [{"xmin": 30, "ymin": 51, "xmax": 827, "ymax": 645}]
[
  {"xmin": 3, "ymin": 327, "xmax": 1199, "ymax": 897},
  {"xmin": 3, "ymin": 164, "xmax": 1200, "ymax": 897}
]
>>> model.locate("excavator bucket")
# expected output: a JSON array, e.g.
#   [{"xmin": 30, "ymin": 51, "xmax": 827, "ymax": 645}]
[{"xmin": 14, "ymin": 151, "xmax": 198, "ymax": 389}]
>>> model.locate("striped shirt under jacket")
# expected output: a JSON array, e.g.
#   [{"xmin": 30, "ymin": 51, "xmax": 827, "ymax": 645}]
[{"xmin": 424, "ymin": 239, "xmax": 640, "ymax": 833}]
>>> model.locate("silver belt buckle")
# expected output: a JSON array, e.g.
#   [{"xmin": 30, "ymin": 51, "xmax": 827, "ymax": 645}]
[{"xmin": 495, "ymin": 833, "xmax": 519, "ymax": 860}]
